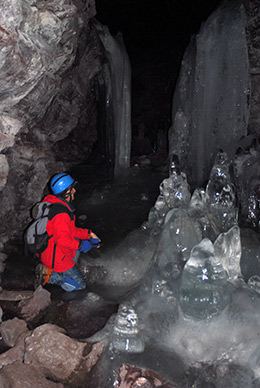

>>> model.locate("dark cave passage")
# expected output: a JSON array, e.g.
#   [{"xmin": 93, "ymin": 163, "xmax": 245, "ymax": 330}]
[{"xmin": 93, "ymin": 0, "xmax": 223, "ymax": 163}]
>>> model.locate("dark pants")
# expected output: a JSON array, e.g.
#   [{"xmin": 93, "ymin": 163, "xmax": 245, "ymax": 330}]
[{"xmin": 48, "ymin": 251, "xmax": 86, "ymax": 291}]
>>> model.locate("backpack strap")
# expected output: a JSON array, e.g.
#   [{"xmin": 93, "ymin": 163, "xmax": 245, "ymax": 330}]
[
  {"xmin": 48, "ymin": 203, "xmax": 74, "ymax": 221},
  {"xmin": 47, "ymin": 203, "xmax": 74, "ymax": 269}
]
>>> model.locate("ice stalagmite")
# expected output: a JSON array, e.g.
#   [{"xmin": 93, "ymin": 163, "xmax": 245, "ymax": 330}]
[
  {"xmin": 214, "ymin": 225, "xmax": 242, "ymax": 280},
  {"xmin": 205, "ymin": 150, "xmax": 238, "ymax": 234},
  {"xmin": 149, "ymin": 154, "xmax": 191, "ymax": 223},
  {"xmin": 111, "ymin": 303, "xmax": 144, "ymax": 353},
  {"xmin": 179, "ymin": 238, "xmax": 230, "ymax": 320},
  {"xmin": 186, "ymin": 151, "xmax": 238, "ymax": 243}
]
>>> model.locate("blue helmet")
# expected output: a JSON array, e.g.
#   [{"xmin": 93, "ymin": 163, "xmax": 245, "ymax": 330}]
[{"xmin": 50, "ymin": 173, "xmax": 75, "ymax": 195}]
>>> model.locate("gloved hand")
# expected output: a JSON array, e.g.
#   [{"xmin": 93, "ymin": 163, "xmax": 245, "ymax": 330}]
[
  {"xmin": 90, "ymin": 237, "xmax": 101, "ymax": 248},
  {"xmin": 79, "ymin": 240, "xmax": 92, "ymax": 253}
]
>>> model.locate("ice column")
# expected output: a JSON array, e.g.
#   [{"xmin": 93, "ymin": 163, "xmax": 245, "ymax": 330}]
[
  {"xmin": 96, "ymin": 22, "xmax": 131, "ymax": 177},
  {"xmin": 168, "ymin": 0, "xmax": 250, "ymax": 188}
]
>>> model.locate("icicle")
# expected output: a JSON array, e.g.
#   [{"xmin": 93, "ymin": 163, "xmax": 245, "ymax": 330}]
[{"xmin": 95, "ymin": 21, "xmax": 132, "ymax": 177}]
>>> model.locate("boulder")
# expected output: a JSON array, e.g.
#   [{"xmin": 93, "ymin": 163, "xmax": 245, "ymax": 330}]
[
  {"xmin": 24, "ymin": 323, "xmax": 104, "ymax": 382},
  {"xmin": 0, "ymin": 317, "xmax": 28, "ymax": 347},
  {"xmin": 18, "ymin": 286, "xmax": 51, "ymax": 321}
]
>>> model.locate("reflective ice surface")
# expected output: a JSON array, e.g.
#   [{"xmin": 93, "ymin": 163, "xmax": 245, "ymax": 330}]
[
  {"xmin": 82, "ymin": 1, "xmax": 260, "ymax": 385},
  {"xmin": 83, "ymin": 150, "xmax": 260, "ymax": 387}
]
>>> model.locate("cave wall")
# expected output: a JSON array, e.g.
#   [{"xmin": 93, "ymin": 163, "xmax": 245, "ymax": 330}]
[{"xmin": 0, "ymin": 0, "xmax": 105, "ymax": 250}]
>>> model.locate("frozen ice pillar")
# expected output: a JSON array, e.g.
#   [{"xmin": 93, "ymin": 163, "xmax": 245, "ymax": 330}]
[
  {"xmin": 168, "ymin": 0, "xmax": 250, "ymax": 187},
  {"xmin": 95, "ymin": 22, "xmax": 131, "ymax": 177},
  {"xmin": 179, "ymin": 238, "xmax": 230, "ymax": 320}
]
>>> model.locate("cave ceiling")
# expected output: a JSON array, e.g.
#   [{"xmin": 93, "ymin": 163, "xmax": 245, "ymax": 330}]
[{"xmin": 95, "ymin": 0, "xmax": 223, "ymax": 49}]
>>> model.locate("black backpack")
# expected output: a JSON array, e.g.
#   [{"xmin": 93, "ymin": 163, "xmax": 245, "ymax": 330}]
[{"xmin": 24, "ymin": 201, "xmax": 72, "ymax": 257}]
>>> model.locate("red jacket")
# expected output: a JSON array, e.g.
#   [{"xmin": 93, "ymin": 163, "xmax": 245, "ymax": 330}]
[{"xmin": 40, "ymin": 195, "xmax": 91, "ymax": 272}]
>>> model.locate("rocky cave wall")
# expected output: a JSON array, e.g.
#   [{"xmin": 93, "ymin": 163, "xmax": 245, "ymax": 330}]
[{"xmin": 0, "ymin": 0, "xmax": 106, "ymax": 251}]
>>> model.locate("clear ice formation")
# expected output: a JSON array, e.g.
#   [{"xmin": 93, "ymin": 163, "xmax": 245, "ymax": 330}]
[
  {"xmin": 111, "ymin": 303, "xmax": 144, "ymax": 353},
  {"xmin": 214, "ymin": 225, "xmax": 242, "ymax": 279},
  {"xmin": 179, "ymin": 238, "xmax": 230, "ymax": 320},
  {"xmin": 86, "ymin": 149, "xmax": 260, "ymax": 386},
  {"xmin": 95, "ymin": 21, "xmax": 131, "ymax": 177},
  {"xmin": 168, "ymin": 0, "xmax": 250, "ymax": 188},
  {"xmin": 205, "ymin": 150, "xmax": 238, "ymax": 235},
  {"xmin": 148, "ymin": 154, "xmax": 191, "ymax": 226}
]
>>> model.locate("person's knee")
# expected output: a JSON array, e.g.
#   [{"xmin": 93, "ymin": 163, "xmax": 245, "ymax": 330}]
[{"xmin": 61, "ymin": 276, "xmax": 86, "ymax": 292}]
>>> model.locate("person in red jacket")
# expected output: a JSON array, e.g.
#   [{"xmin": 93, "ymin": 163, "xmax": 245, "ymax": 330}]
[{"xmin": 36, "ymin": 173, "xmax": 100, "ymax": 292}]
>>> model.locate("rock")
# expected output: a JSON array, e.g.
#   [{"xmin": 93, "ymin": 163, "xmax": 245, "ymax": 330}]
[
  {"xmin": 0, "ymin": 252, "xmax": 7, "ymax": 274},
  {"xmin": 0, "ymin": 116, "xmax": 23, "ymax": 152},
  {"xmin": 24, "ymin": 323, "xmax": 91, "ymax": 381},
  {"xmin": 0, "ymin": 154, "xmax": 9, "ymax": 192},
  {"xmin": 0, "ymin": 0, "xmax": 103, "ymax": 249},
  {"xmin": 0, "ymin": 320, "xmax": 104, "ymax": 386},
  {"xmin": 18, "ymin": 286, "xmax": 51, "ymax": 321},
  {"xmin": 68, "ymin": 341, "xmax": 105, "ymax": 387},
  {"xmin": 0, "ymin": 335, "xmax": 26, "ymax": 370},
  {"xmin": 0, "ymin": 317, "xmax": 28, "ymax": 347},
  {"xmin": 0, "ymin": 252, "xmax": 7, "ymax": 262},
  {"xmin": 0, "ymin": 289, "xmax": 34, "ymax": 301},
  {"xmin": 0, "ymin": 360, "xmax": 64, "ymax": 388}
]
